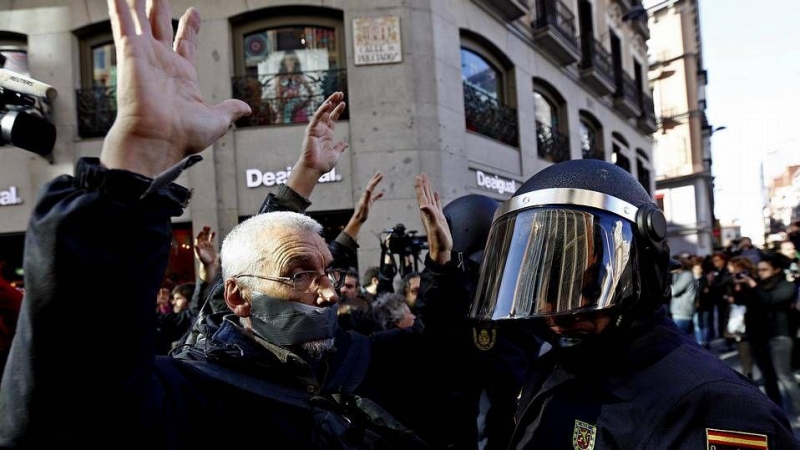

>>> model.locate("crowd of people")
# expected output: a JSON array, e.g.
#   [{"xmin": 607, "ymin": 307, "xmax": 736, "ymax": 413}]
[
  {"xmin": 666, "ymin": 231, "xmax": 800, "ymax": 428},
  {"xmin": 1, "ymin": 0, "xmax": 799, "ymax": 448}
]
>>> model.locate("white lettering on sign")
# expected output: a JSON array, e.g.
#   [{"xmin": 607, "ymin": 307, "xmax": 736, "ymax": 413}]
[
  {"xmin": 246, "ymin": 167, "xmax": 342, "ymax": 188},
  {"xmin": 476, "ymin": 170, "xmax": 516, "ymax": 195},
  {"xmin": 0, "ymin": 186, "xmax": 23, "ymax": 206}
]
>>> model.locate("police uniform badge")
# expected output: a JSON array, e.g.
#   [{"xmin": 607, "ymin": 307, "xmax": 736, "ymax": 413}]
[
  {"xmin": 472, "ymin": 323, "xmax": 497, "ymax": 351},
  {"xmin": 572, "ymin": 420, "xmax": 597, "ymax": 450},
  {"xmin": 706, "ymin": 428, "xmax": 768, "ymax": 449}
]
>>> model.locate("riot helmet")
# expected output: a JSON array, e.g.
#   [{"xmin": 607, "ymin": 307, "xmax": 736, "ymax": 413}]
[
  {"xmin": 468, "ymin": 159, "xmax": 669, "ymax": 323},
  {"xmin": 443, "ymin": 194, "xmax": 500, "ymax": 273}
]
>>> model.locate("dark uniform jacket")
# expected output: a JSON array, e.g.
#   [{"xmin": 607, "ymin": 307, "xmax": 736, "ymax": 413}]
[
  {"xmin": 511, "ymin": 307, "xmax": 799, "ymax": 449},
  {"xmin": 0, "ymin": 158, "xmax": 425, "ymax": 449}
]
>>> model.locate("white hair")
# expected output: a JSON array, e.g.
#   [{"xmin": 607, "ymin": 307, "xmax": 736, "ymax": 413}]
[{"xmin": 221, "ymin": 211, "xmax": 324, "ymax": 290}]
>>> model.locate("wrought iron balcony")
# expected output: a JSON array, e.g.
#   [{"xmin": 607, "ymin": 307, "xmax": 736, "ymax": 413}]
[
  {"xmin": 532, "ymin": 0, "xmax": 580, "ymax": 65},
  {"xmin": 76, "ymin": 86, "xmax": 116, "ymax": 138},
  {"xmin": 579, "ymin": 38, "xmax": 615, "ymax": 96},
  {"xmin": 614, "ymin": 71, "xmax": 642, "ymax": 118},
  {"xmin": 536, "ymin": 120, "xmax": 570, "ymax": 163},
  {"xmin": 231, "ymin": 69, "xmax": 348, "ymax": 128},
  {"xmin": 463, "ymin": 81, "xmax": 519, "ymax": 147},
  {"xmin": 638, "ymin": 94, "xmax": 657, "ymax": 134}
]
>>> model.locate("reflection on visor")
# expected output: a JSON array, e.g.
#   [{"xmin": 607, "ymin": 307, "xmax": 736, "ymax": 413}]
[{"xmin": 470, "ymin": 208, "xmax": 637, "ymax": 320}]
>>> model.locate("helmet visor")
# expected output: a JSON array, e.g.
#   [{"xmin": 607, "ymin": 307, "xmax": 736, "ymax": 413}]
[{"xmin": 469, "ymin": 207, "xmax": 638, "ymax": 320}]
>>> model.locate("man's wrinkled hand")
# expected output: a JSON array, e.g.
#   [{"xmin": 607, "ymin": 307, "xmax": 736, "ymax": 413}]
[{"xmin": 102, "ymin": 0, "xmax": 250, "ymax": 177}]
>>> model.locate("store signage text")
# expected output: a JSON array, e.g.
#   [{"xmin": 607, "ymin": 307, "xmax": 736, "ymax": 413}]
[
  {"xmin": 246, "ymin": 167, "xmax": 342, "ymax": 188},
  {"xmin": 476, "ymin": 170, "xmax": 516, "ymax": 195},
  {"xmin": 0, "ymin": 186, "xmax": 23, "ymax": 206}
]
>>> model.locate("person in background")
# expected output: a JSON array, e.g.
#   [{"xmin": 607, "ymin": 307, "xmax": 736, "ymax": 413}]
[
  {"xmin": 362, "ymin": 266, "xmax": 381, "ymax": 300},
  {"xmin": 726, "ymin": 256, "xmax": 757, "ymax": 381},
  {"xmin": 395, "ymin": 271, "xmax": 421, "ymax": 313},
  {"xmin": 412, "ymin": 184, "xmax": 530, "ymax": 450},
  {"xmin": 669, "ymin": 255, "xmax": 697, "ymax": 334},
  {"xmin": 709, "ymin": 251, "xmax": 734, "ymax": 347},
  {"xmin": 191, "ymin": 225, "xmax": 219, "ymax": 306},
  {"xmin": 338, "ymin": 268, "xmax": 360, "ymax": 301},
  {"xmin": 692, "ymin": 255, "xmax": 714, "ymax": 348},
  {"xmin": 467, "ymin": 159, "xmax": 798, "ymax": 448},
  {"xmin": 735, "ymin": 236, "xmax": 764, "ymax": 266},
  {"xmin": 371, "ymin": 292, "xmax": 417, "ymax": 331},
  {"xmin": 736, "ymin": 253, "xmax": 800, "ymax": 428},
  {"xmin": 155, "ymin": 282, "xmax": 197, "ymax": 355}
]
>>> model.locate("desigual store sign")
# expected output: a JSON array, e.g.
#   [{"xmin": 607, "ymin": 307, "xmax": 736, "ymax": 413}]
[
  {"xmin": 246, "ymin": 167, "xmax": 343, "ymax": 188},
  {"xmin": 475, "ymin": 170, "xmax": 516, "ymax": 195},
  {"xmin": 0, "ymin": 186, "xmax": 23, "ymax": 206}
]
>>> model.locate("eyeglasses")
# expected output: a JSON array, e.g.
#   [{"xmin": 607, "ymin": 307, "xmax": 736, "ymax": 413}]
[{"xmin": 235, "ymin": 268, "xmax": 346, "ymax": 292}]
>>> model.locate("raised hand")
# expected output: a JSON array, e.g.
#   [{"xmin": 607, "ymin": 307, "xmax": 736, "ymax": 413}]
[
  {"xmin": 194, "ymin": 225, "xmax": 219, "ymax": 282},
  {"xmin": 156, "ymin": 287, "xmax": 172, "ymax": 314},
  {"xmin": 343, "ymin": 172, "xmax": 384, "ymax": 239},
  {"xmin": 102, "ymin": 0, "xmax": 251, "ymax": 177},
  {"xmin": 414, "ymin": 173, "xmax": 453, "ymax": 264},
  {"xmin": 287, "ymin": 91, "xmax": 348, "ymax": 198}
]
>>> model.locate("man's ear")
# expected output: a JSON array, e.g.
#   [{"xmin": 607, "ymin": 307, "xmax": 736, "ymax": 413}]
[
  {"xmin": 224, "ymin": 278, "xmax": 251, "ymax": 318},
  {"xmin": 371, "ymin": 276, "xmax": 379, "ymax": 286}
]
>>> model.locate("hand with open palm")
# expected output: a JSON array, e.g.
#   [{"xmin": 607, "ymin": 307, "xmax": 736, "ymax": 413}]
[
  {"xmin": 102, "ymin": 0, "xmax": 250, "ymax": 177},
  {"xmin": 287, "ymin": 91, "xmax": 348, "ymax": 198}
]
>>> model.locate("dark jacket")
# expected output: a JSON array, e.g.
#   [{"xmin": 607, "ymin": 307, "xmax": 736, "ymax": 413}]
[
  {"xmin": 511, "ymin": 308, "xmax": 798, "ymax": 449},
  {"xmin": 0, "ymin": 158, "xmax": 425, "ymax": 449},
  {"xmin": 405, "ymin": 256, "xmax": 531, "ymax": 450}
]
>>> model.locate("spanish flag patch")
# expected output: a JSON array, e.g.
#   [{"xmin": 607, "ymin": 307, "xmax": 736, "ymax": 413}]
[{"xmin": 706, "ymin": 428, "xmax": 768, "ymax": 449}]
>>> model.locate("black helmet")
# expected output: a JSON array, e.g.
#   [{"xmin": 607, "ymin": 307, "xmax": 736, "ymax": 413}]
[
  {"xmin": 443, "ymin": 194, "xmax": 500, "ymax": 271},
  {"xmin": 468, "ymin": 159, "xmax": 669, "ymax": 323}
]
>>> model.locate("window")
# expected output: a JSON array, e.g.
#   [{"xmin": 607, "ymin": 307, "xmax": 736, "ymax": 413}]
[
  {"xmin": 636, "ymin": 149, "xmax": 651, "ymax": 194},
  {"xmin": 579, "ymin": 111, "xmax": 603, "ymax": 160},
  {"xmin": 460, "ymin": 31, "xmax": 517, "ymax": 147},
  {"xmin": 75, "ymin": 23, "xmax": 116, "ymax": 138},
  {"xmin": 232, "ymin": 11, "xmax": 346, "ymax": 127},
  {"xmin": 534, "ymin": 78, "xmax": 568, "ymax": 163},
  {"xmin": 461, "ymin": 48, "xmax": 501, "ymax": 100},
  {"xmin": 0, "ymin": 32, "xmax": 28, "ymax": 76},
  {"xmin": 637, "ymin": 156, "xmax": 651, "ymax": 195},
  {"xmin": 611, "ymin": 132, "xmax": 631, "ymax": 172}
]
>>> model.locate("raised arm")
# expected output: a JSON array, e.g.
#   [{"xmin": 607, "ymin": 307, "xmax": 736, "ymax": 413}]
[
  {"xmin": 414, "ymin": 173, "xmax": 453, "ymax": 264},
  {"xmin": 0, "ymin": 1, "xmax": 247, "ymax": 444},
  {"xmin": 287, "ymin": 92, "xmax": 348, "ymax": 198},
  {"xmin": 101, "ymin": 0, "xmax": 249, "ymax": 176},
  {"xmin": 257, "ymin": 92, "xmax": 348, "ymax": 214},
  {"xmin": 343, "ymin": 172, "xmax": 384, "ymax": 240}
]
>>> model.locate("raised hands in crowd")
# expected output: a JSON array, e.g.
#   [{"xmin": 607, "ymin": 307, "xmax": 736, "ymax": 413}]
[
  {"xmin": 101, "ymin": 0, "xmax": 250, "ymax": 177},
  {"xmin": 414, "ymin": 173, "xmax": 453, "ymax": 265},
  {"xmin": 193, "ymin": 225, "xmax": 218, "ymax": 283}
]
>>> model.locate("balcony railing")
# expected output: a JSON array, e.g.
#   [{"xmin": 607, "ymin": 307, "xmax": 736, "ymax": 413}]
[
  {"xmin": 616, "ymin": 72, "xmax": 640, "ymax": 107},
  {"xmin": 532, "ymin": 0, "xmax": 578, "ymax": 49},
  {"xmin": 638, "ymin": 94, "xmax": 657, "ymax": 133},
  {"xmin": 536, "ymin": 120, "xmax": 570, "ymax": 163},
  {"xmin": 463, "ymin": 81, "xmax": 519, "ymax": 147},
  {"xmin": 76, "ymin": 86, "xmax": 117, "ymax": 138},
  {"xmin": 231, "ymin": 69, "xmax": 348, "ymax": 128},
  {"xmin": 580, "ymin": 39, "xmax": 615, "ymax": 87}
]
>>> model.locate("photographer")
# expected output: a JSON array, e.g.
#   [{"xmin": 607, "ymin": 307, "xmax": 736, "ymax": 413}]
[
  {"xmin": 377, "ymin": 224, "xmax": 427, "ymax": 297},
  {"xmin": 734, "ymin": 253, "xmax": 800, "ymax": 426}
]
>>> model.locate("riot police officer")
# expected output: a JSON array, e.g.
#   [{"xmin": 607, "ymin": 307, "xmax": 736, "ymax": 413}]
[{"xmin": 468, "ymin": 159, "xmax": 799, "ymax": 449}]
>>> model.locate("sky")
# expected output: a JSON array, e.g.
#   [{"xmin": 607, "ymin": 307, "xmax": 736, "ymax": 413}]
[{"xmin": 698, "ymin": 0, "xmax": 800, "ymax": 244}]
